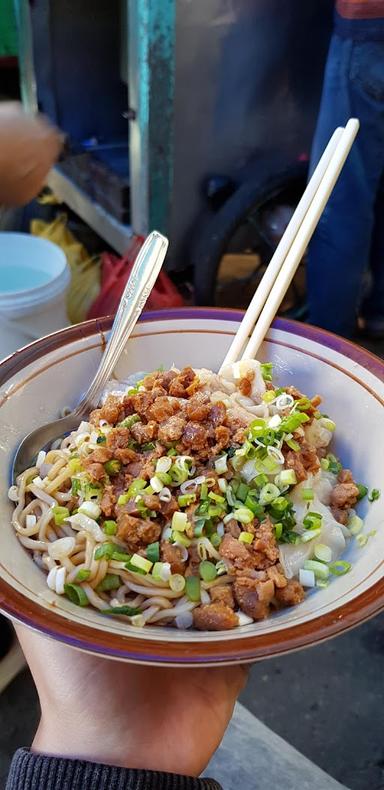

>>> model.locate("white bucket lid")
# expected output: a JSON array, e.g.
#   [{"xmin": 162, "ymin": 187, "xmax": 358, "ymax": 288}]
[{"xmin": 0, "ymin": 233, "xmax": 71, "ymax": 315}]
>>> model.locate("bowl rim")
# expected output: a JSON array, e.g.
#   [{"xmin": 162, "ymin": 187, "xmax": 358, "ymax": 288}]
[{"xmin": 1, "ymin": 307, "xmax": 384, "ymax": 665}]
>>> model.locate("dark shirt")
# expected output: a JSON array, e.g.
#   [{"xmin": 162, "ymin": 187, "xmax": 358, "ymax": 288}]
[{"xmin": 6, "ymin": 749, "xmax": 222, "ymax": 790}]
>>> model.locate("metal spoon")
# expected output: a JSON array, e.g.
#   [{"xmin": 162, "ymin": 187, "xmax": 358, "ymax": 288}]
[{"xmin": 11, "ymin": 230, "xmax": 169, "ymax": 482}]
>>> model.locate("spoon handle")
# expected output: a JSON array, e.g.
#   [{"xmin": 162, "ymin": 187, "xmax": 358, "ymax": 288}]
[{"xmin": 76, "ymin": 230, "xmax": 169, "ymax": 414}]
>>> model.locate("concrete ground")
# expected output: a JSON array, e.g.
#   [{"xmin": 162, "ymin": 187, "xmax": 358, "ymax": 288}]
[
  {"xmin": 0, "ymin": 614, "xmax": 383, "ymax": 789},
  {"xmin": 0, "ymin": 333, "xmax": 383, "ymax": 789}
]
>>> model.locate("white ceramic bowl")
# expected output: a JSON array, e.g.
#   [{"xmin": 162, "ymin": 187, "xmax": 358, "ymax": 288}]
[{"xmin": 0, "ymin": 309, "xmax": 383, "ymax": 666}]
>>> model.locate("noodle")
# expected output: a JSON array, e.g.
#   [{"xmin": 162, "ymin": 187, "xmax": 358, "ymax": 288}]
[{"xmin": 10, "ymin": 362, "xmax": 363, "ymax": 631}]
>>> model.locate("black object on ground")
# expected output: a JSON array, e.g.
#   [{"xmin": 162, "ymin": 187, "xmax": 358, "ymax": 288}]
[{"xmin": 0, "ymin": 618, "xmax": 13, "ymax": 661}]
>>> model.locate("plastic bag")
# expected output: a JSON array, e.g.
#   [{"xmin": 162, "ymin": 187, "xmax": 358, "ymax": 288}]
[
  {"xmin": 30, "ymin": 213, "xmax": 101, "ymax": 324},
  {"xmin": 86, "ymin": 236, "xmax": 184, "ymax": 319}
]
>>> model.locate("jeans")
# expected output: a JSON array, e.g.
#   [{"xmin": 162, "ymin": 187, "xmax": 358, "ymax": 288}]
[{"xmin": 307, "ymin": 34, "xmax": 384, "ymax": 337}]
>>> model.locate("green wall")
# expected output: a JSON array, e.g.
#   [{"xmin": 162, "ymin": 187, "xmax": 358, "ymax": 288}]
[{"xmin": 0, "ymin": 0, "xmax": 18, "ymax": 57}]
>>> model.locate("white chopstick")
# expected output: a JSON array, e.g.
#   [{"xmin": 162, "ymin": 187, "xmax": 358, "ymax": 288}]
[
  {"xmin": 219, "ymin": 118, "xmax": 359, "ymax": 371},
  {"xmin": 240, "ymin": 118, "xmax": 359, "ymax": 361},
  {"xmin": 219, "ymin": 125, "xmax": 344, "ymax": 372}
]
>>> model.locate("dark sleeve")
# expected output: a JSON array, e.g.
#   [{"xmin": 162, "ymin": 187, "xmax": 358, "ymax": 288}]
[{"xmin": 6, "ymin": 749, "xmax": 222, "ymax": 790}]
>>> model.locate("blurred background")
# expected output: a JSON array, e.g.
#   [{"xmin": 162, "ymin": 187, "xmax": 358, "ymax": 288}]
[{"xmin": 1, "ymin": 2, "xmax": 384, "ymax": 789}]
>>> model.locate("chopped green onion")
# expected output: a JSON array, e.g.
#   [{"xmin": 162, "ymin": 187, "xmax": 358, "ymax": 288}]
[
  {"xmin": 112, "ymin": 551, "xmax": 132, "ymax": 562},
  {"xmin": 270, "ymin": 496, "xmax": 289, "ymax": 513},
  {"xmin": 75, "ymin": 569, "xmax": 91, "ymax": 582},
  {"xmin": 301, "ymin": 528, "xmax": 322, "ymax": 542},
  {"xmin": 233, "ymin": 507, "xmax": 254, "ymax": 524},
  {"xmin": 293, "ymin": 397, "xmax": 312, "ymax": 412},
  {"xmin": 316, "ymin": 579, "xmax": 329, "ymax": 589},
  {"xmin": 244, "ymin": 496, "xmax": 265, "ymax": 518},
  {"xmin": 104, "ymin": 459, "xmax": 121, "ymax": 476},
  {"xmin": 119, "ymin": 414, "xmax": 141, "ymax": 428},
  {"xmin": 320, "ymin": 458, "xmax": 330, "ymax": 471},
  {"xmin": 103, "ymin": 605, "xmax": 142, "ymax": 616},
  {"xmin": 254, "ymin": 473, "xmax": 269, "ymax": 488},
  {"xmin": 200, "ymin": 482, "xmax": 208, "ymax": 500},
  {"xmin": 146, "ymin": 542, "xmax": 160, "ymax": 564},
  {"xmin": 236, "ymin": 483, "xmax": 249, "ymax": 502},
  {"xmin": 248, "ymin": 418, "xmax": 267, "ymax": 438},
  {"xmin": 64, "ymin": 583, "xmax": 89, "ymax": 606},
  {"xmin": 329, "ymin": 560, "xmax": 351, "ymax": 576},
  {"xmin": 172, "ymin": 511, "xmax": 188, "ymax": 532},
  {"xmin": 262, "ymin": 390, "xmax": 277, "ymax": 403},
  {"xmin": 218, "ymin": 478, "xmax": 227, "ymax": 493},
  {"xmin": 156, "ymin": 456, "xmax": 172, "ymax": 474},
  {"xmin": 303, "ymin": 512, "xmax": 322, "ymax": 530},
  {"xmin": 303, "ymin": 560, "xmax": 330, "ymax": 580},
  {"xmin": 274, "ymin": 522, "xmax": 283, "ymax": 540},
  {"xmin": 156, "ymin": 471, "xmax": 172, "ymax": 485},
  {"xmin": 177, "ymin": 493, "xmax": 196, "ymax": 508},
  {"xmin": 199, "ymin": 560, "xmax": 217, "ymax": 582},
  {"xmin": 283, "ymin": 531, "xmax": 300, "ymax": 545},
  {"xmin": 279, "ymin": 412, "xmax": 309, "ymax": 433},
  {"xmin": 301, "ymin": 488, "xmax": 314, "ymax": 502},
  {"xmin": 84, "ymin": 483, "xmax": 102, "ymax": 501},
  {"xmin": 357, "ymin": 534, "xmax": 368, "ymax": 547},
  {"xmin": 185, "ymin": 575, "xmax": 201, "ymax": 601},
  {"xmin": 285, "ymin": 438, "xmax": 300, "ymax": 452},
  {"xmin": 215, "ymin": 559, "xmax": 227, "ymax": 576},
  {"xmin": 259, "ymin": 483, "xmax": 280, "ymax": 505},
  {"xmin": 96, "ymin": 435, "xmax": 106, "ymax": 444},
  {"xmin": 167, "ymin": 447, "xmax": 177, "ymax": 456},
  {"xmin": 150, "ymin": 475, "xmax": 164, "ymax": 493},
  {"xmin": 171, "ymin": 456, "xmax": 193, "ymax": 484},
  {"xmin": 275, "ymin": 469, "xmax": 297, "ymax": 487},
  {"xmin": 238, "ymin": 531, "xmax": 253, "ymax": 545},
  {"xmin": 208, "ymin": 491, "xmax": 225, "ymax": 504},
  {"xmin": 210, "ymin": 532, "xmax": 222, "ymax": 549},
  {"xmin": 117, "ymin": 494, "xmax": 131, "ymax": 506},
  {"xmin": 94, "ymin": 543, "xmax": 115, "ymax": 560},
  {"xmin": 356, "ymin": 483, "xmax": 368, "ymax": 501},
  {"xmin": 260, "ymin": 362, "xmax": 273, "ymax": 382},
  {"xmin": 96, "ymin": 574, "xmax": 121, "ymax": 592},
  {"xmin": 172, "ymin": 531, "xmax": 191, "ymax": 548},
  {"xmin": 348, "ymin": 514, "xmax": 363, "ymax": 535},
  {"xmin": 68, "ymin": 458, "xmax": 81, "ymax": 474},
  {"xmin": 214, "ymin": 455, "xmax": 228, "ymax": 474},
  {"xmin": 326, "ymin": 454, "xmax": 342, "ymax": 474},
  {"xmin": 194, "ymin": 519, "xmax": 206, "ymax": 537},
  {"xmin": 71, "ymin": 478, "xmax": 81, "ymax": 496},
  {"xmin": 128, "ymin": 553, "xmax": 153, "ymax": 574},
  {"xmin": 118, "ymin": 479, "xmax": 146, "ymax": 505},
  {"xmin": 103, "ymin": 519, "xmax": 118, "ymax": 536},
  {"xmin": 169, "ymin": 574, "xmax": 186, "ymax": 592},
  {"xmin": 152, "ymin": 562, "xmax": 171, "ymax": 581},
  {"xmin": 299, "ymin": 568, "xmax": 315, "ymax": 588},
  {"xmin": 368, "ymin": 488, "xmax": 381, "ymax": 502},
  {"xmin": 226, "ymin": 486, "xmax": 237, "ymax": 507},
  {"xmin": 322, "ymin": 418, "xmax": 336, "ymax": 432},
  {"xmin": 52, "ymin": 505, "xmax": 70, "ymax": 526},
  {"xmin": 314, "ymin": 543, "xmax": 332, "ymax": 563}
]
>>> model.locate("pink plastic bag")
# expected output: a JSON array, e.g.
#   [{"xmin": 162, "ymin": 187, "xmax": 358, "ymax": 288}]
[{"xmin": 87, "ymin": 236, "xmax": 184, "ymax": 319}]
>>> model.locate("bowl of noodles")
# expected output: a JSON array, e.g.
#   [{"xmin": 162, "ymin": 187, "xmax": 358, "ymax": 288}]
[{"xmin": 0, "ymin": 308, "xmax": 383, "ymax": 666}]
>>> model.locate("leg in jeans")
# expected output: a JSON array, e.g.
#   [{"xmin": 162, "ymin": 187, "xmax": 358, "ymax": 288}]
[
  {"xmin": 360, "ymin": 170, "xmax": 384, "ymax": 326},
  {"xmin": 307, "ymin": 36, "xmax": 384, "ymax": 337}
]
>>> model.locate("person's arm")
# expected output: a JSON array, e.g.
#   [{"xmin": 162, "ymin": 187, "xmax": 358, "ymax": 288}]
[
  {"xmin": 0, "ymin": 102, "xmax": 62, "ymax": 207},
  {"xmin": 6, "ymin": 626, "xmax": 247, "ymax": 789}
]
